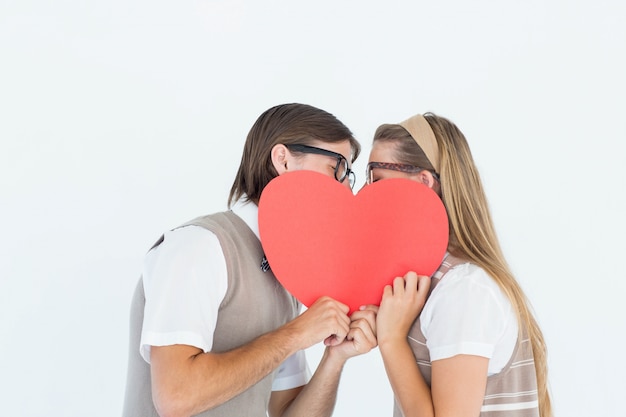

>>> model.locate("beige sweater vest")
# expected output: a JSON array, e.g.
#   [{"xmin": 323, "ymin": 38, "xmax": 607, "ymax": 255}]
[
  {"xmin": 122, "ymin": 211, "xmax": 299, "ymax": 417},
  {"xmin": 394, "ymin": 254, "xmax": 540, "ymax": 417}
]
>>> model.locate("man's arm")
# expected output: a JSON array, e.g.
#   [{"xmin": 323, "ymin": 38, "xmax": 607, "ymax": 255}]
[
  {"xmin": 151, "ymin": 296, "xmax": 351, "ymax": 417},
  {"xmin": 268, "ymin": 306, "xmax": 378, "ymax": 417}
]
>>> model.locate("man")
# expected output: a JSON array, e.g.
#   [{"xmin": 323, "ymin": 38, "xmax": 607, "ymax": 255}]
[{"xmin": 123, "ymin": 103, "xmax": 377, "ymax": 417}]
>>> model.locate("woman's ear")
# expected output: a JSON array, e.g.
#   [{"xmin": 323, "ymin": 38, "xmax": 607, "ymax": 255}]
[
  {"xmin": 418, "ymin": 170, "xmax": 437, "ymax": 189},
  {"xmin": 271, "ymin": 144, "xmax": 289, "ymax": 175}
]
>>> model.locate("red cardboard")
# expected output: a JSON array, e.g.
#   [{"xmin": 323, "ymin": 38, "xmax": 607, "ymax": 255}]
[{"xmin": 258, "ymin": 171, "xmax": 449, "ymax": 313}]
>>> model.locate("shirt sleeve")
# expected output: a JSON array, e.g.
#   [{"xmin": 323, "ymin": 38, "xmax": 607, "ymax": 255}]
[
  {"xmin": 271, "ymin": 351, "xmax": 311, "ymax": 391},
  {"xmin": 140, "ymin": 225, "xmax": 228, "ymax": 363},
  {"xmin": 420, "ymin": 264, "xmax": 513, "ymax": 363}
]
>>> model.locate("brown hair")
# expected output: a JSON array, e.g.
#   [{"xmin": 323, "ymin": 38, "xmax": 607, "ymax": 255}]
[
  {"xmin": 228, "ymin": 103, "xmax": 359, "ymax": 207},
  {"xmin": 373, "ymin": 113, "xmax": 552, "ymax": 417}
]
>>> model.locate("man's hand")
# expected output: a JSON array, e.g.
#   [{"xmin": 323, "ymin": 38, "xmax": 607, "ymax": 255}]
[{"xmin": 282, "ymin": 296, "xmax": 351, "ymax": 350}]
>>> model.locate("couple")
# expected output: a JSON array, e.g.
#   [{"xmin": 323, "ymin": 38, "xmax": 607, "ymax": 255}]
[{"xmin": 123, "ymin": 103, "xmax": 552, "ymax": 417}]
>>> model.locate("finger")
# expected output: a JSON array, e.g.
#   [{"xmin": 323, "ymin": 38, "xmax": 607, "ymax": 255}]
[
  {"xmin": 342, "ymin": 306, "xmax": 352, "ymax": 322},
  {"xmin": 314, "ymin": 296, "xmax": 350, "ymax": 315},
  {"xmin": 350, "ymin": 307, "xmax": 377, "ymax": 321},
  {"xmin": 416, "ymin": 274, "xmax": 431, "ymax": 302},
  {"xmin": 324, "ymin": 327, "xmax": 350, "ymax": 346},
  {"xmin": 359, "ymin": 304, "xmax": 379, "ymax": 314},
  {"xmin": 350, "ymin": 317, "xmax": 376, "ymax": 340},
  {"xmin": 329, "ymin": 300, "xmax": 351, "ymax": 328},
  {"xmin": 329, "ymin": 297, "xmax": 350, "ymax": 315},
  {"xmin": 392, "ymin": 276, "xmax": 406, "ymax": 294},
  {"xmin": 314, "ymin": 296, "xmax": 351, "ymax": 329},
  {"xmin": 349, "ymin": 320, "xmax": 376, "ymax": 339},
  {"xmin": 417, "ymin": 274, "xmax": 431, "ymax": 291},
  {"xmin": 404, "ymin": 271, "xmax": 419, "ymax": 293},
  {"xmin": 382, "ymin": 284, "xmax": 393, "ymax": 301},
  {"xmin": 348, "ymin": 323, "xmax": 377, "ymax": 351},
  {"xmin": 350, "ymin": 309, "xmax": 377, "ymax": 335},
  {"xmin": 333, "ymin": 319, "xmax": 351, "ymax": 343},
  {"xmin": 324, "ymin": 334, "xmax": 340, "ymax": 346}
]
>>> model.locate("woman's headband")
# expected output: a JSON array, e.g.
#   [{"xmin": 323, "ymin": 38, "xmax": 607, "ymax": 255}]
[{"xmin": 399, "ymin": 114, "xmax": 440, "ymax": 174}]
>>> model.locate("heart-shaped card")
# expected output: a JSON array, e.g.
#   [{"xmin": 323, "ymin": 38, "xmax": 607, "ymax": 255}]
[{"xmin": 258, "ymin": 171, "xmax": 449, "ymax": 313}]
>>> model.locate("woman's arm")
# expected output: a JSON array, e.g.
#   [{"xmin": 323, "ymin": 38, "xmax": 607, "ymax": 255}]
[
  {"xmin": 379, "ymin": 333, "xmax": 434, "ymax": 417},
  {"xmin": 377, "ymin": 273, "xmax": 434, "ymax": 417},
  {"xmin": 377, "ymin": 272, "xmax": 490, "ymax": 417},
  {"xmin": 430, "ymin": 355, "xmax": 488, "ymax": 417}
]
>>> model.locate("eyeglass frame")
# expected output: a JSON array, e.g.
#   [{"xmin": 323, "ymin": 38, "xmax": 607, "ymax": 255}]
[
  {"xmin": 365, "ymin": 161, "xmax": 440, "ymax": 185},
  {"xmin": 284, "ymin": 143, "xmax": 356, "ymax": 189}
]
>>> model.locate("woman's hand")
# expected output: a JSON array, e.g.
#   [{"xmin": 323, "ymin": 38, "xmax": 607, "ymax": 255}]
[
  {"xmin": 327, "ymin": 304, "xmax": 379, "ymax": 361},
  {"xmin": 376, "ymin": 272, "xmax": 431, "ymax": 347}
]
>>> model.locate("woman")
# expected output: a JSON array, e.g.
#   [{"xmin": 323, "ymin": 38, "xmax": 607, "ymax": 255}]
[
  {"xmin": 123, "ymin": 103, "xmax": 377, "ymax": 417},
  {"xmin": 368, "ymin": 113, "xmax": 552, "ymax": 417}
]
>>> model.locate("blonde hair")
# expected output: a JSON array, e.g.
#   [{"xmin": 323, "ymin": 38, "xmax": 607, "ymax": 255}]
[{"xmin": 374, "ymin": 114, "xmax": 552, "ymax": 417}]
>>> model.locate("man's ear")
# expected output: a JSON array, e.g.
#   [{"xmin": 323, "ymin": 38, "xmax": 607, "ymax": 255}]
[{"xmin": 271, "ymin": 144, "xmax": 290, "ymax": 175}]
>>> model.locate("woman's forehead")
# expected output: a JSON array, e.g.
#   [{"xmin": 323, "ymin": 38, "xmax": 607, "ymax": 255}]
[{"xmin": 369, "ymin": 141, "xmax": 399, "ymax": 161}]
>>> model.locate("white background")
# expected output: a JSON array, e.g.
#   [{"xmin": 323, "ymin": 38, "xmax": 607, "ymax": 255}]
[{"xmin": 1, "ymin": 1, "xmax": 625, "ymax": 416}]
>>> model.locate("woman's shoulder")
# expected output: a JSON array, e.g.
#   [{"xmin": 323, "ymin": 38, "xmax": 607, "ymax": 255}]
[
  {"xmin": 433, "ymin": 261, "xmax": 510, "ymax": 308},
  {"xmin": 443, "ymin": 261, "xmax": 492, "ymax": 285}
]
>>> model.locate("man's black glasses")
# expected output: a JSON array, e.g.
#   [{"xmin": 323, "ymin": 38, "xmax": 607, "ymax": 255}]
[{"xmin": 285, "ymin": 144, "xmax": 356, "ymax": 189}]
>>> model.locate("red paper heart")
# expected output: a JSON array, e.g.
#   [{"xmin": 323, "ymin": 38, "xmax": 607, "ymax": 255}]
[{"xmin": 258, "ymin": 171, "xmax": 449, "ymax": 313}]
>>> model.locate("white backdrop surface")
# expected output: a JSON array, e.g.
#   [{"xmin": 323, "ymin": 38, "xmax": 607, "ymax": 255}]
[{"xmin": 1, "ymin": 1, "xmax": 625, "ymax": 416}]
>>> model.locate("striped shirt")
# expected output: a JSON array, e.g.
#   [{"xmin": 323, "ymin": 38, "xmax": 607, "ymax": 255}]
[{"xmin": 395, "ymin": 253, "xmax": 540, "ymax": 417}]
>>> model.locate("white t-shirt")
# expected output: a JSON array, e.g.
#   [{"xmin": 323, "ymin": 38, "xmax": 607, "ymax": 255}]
[
  {"xmin": 140, "ymin": 199, "xmax": 311, "ymax": 391},
  {"xmin": 420, "ymin": 262, "xmax": 518, "ymax": 376}
]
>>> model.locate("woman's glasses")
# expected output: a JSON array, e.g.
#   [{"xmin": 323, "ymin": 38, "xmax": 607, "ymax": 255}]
[
  {"xmin": 366, "ymin": 161, "xmax": 440, "ymax": 185},
  {"xmin": 285, "ymin": 144, "xmax": 356, "ymax": 189}
]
